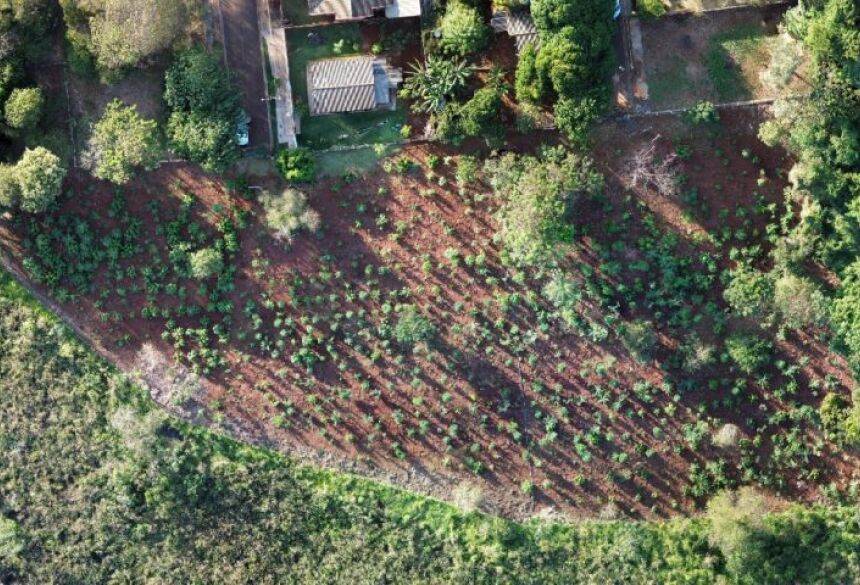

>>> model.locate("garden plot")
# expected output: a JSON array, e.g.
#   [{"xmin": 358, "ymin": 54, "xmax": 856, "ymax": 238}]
[
  {"xmin": 640, "ymin": 4, "xmax": 807, "ymax": 110},
  {"xmin": 2, "ymin": 106, "xmax": 857, "ymax": 519}
]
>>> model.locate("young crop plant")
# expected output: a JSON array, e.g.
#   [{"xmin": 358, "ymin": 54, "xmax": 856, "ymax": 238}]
[{"xmin": 393, "ymin": 305, "xmax": 436, "ymax": 348}]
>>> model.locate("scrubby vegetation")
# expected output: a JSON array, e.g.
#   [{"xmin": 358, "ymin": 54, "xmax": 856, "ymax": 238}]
[{"xmin": 259, "ymin": 187, "xmax": 321, "ymax": 244}]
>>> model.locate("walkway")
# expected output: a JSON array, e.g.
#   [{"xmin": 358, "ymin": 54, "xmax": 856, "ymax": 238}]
[{"xmin": 259, "ymin": 0, "xmax": 299, "ymax": 148}]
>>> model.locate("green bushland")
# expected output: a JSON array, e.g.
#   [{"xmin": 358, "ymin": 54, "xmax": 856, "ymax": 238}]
[{"xmin": 1, "ymin": 269, "xmax": 859, "ymax": 583}]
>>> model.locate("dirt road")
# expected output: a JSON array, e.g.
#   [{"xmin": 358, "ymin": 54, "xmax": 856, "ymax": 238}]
[{"xmin": 219, "ymin": 0, "xmax": 272, "ymax": 151}]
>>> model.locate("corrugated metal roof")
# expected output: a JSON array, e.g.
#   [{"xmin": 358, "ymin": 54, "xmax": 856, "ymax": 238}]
[
  {"xmin": 307, "ymin": 56, "xmax": 377, "ymax": 115},
  {"xmin": 514, "ymin": 33, "xmax": 539, "ymax": 52},
  {"xmin": 507, "ymin": 11, "xmax": 537, "ymax": 36}
]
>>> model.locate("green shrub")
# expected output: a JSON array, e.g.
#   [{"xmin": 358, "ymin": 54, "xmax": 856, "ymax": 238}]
[
  {"xmin": 276, "ymin": 148, "xmax": 316, "ymax": 183},
  {"xmin": 15, "ymin": 147, "xmax": 66, "ymax": 213},
  {"xmin": 515, "ymin": 42, "xmax": 545, "ymax": 104},
  {"xmin": 723, "ymin": 263, "xmax": 772, "ymax": 318},
  {"xmin": 439, "ymin": 1, "xmax": 489, "ymax": 57},
  {"xmin": 87, "ymin": 99, "xmax": 161, "ymax": 184},
  {"xmin": 686, "ymin": 101, "xmax": 719, "ymax": 125},
  {"xmin": 485, "ymin": 147, "xmax": 603, "ymax": 266},
  {"xmin": 164, "ymin": 47, "xmax": 242, "ymax": 173},
  {"xmin": 542, "ymin": 272, "xmax": 581, "ymax": 327},
  {"xmin": 725, "ymin": 332, "xmax": 772, "ymax": 374},
  {"xmin": 394, "ymin": 305, "xmax": 436, "ymax": 347},
  {"xmin": 455, "ymin": 155, "xmax": 479, "ymax": 187},
  {"xmin": 639, "ymin": 0, "xmax": 666, "ymax": 18},
  {"xmin": 773, "ymin": 272, "xmax": 826, "ymax": 328},
  {"xmin": 706, "ymin": 488, "xmax": 768, "ymax": 575},
  {"xmin": 4, "ymin": 87, "xmax": 43, "ymax": 131},
  {"xmin": 554, "ymin": 96, "xmax": 600, "ymax": 147},
  {"xmin": 621, "ymin": 319, "xmax": 657, "ymax": 362},
  {"xmin": 829, "ymin": 261, "xmax": 860, "ymax": 365},
  {"xmin": 167, "ymin": 111, "xmax": 238, "ymax": 173},
  {"xmin": 189, "ymin": 247, "xmax": 223, "ymax": 280},
  {"xmin": 456, "ymin": 73, "xmax": 507, "ymax": 144},
  {"xmin": 819, "ymin": 392, "xmax": 849, "ymax": 442},
  {"xmin": 0, "ymin": 164, "xmax": 20, "ymax": 208}
]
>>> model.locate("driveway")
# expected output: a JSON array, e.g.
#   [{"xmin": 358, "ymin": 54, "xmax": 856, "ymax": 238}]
[{"xmin": 219, "ymin": 0, "xmax": 272, "ymax": 151}]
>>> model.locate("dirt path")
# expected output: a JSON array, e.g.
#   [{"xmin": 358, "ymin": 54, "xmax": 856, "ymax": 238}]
[{"xmin": 220, "ymin": 0, "xmax": 273, "ymax": 151}]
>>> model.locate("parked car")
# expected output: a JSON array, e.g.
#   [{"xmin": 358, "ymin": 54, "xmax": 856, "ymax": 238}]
[{"xmin": 236, "ymin": 111, "xmax": 250, "ymax": 147}]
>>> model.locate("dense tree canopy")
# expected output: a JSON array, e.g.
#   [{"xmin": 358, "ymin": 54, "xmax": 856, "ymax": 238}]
[
  {"xmin": 86, "ymin": 99, "xmax": 161, "ymax": 184},
  {"xmin": 757, "ymin": 0, "xmax": 860, "ymax": 364},
  {"xmin": 514, "ymin": 0, "xmax": 614, "ymax": 144},
  {"xmin": 164, "ymin": 48, "xmax": 243, "ymax": 173},
  {"xmin": 60, "ymin": 0, "xmax": 187, "ymax": 80},
  {"xmin": 439, "ymin": 0, "xmax": 489, "ymax": 57},
  {"xmin": 3, "ymin": 86, "xmax": 42, "ymax": 131},
  {"xmin": 485, "ymin": 147, "xmax": 603, "ymax": 266}
]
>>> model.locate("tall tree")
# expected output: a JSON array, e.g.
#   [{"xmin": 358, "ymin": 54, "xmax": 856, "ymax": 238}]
[
  {"xmin": 14, "ymin": 147, "xmax": 66, "ymax": 213},
  {"xmin": 86, "ymin": 99, "xmax": 161, "ymax": 184}
]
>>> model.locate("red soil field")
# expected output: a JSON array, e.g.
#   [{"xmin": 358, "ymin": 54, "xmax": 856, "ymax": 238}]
[{"xmin": 0, "ymin": 106, "xmax": 856, "ymax": 519}]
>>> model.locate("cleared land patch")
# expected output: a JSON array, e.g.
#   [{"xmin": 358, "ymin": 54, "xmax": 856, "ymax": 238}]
[{"xmin": 641, "ymin": 4, "xmax": 807, "ymax": 110}]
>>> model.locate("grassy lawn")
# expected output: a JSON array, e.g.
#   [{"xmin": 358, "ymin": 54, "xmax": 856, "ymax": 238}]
[
  {"xmin": 315, "ymin": 145, "xmax": 399, "ymax": 178},
  {"xmin": 287, "ymin": 24, "xmax": 406, "ymax": 150},
  {"xmin": 300, "ymin": 108, "xmax": 406, "ymax": 150},
  {"xmin": 647, "ymin": 55, "xmax": 694, "ymax": 106},
  {"xmin": 705, "ymin": 24, "xmax": 770, "ymax": 101}
]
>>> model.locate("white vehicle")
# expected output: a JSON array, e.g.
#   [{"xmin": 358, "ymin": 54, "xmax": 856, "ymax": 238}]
[{"xmin": 236, "ymin": 111, "xmax": 250, "ymax": 147}]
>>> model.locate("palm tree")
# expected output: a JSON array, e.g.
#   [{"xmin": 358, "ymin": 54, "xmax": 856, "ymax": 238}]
[{"xmin": 400, "ymin": 56, "xmax": 473, "ymax": 114}]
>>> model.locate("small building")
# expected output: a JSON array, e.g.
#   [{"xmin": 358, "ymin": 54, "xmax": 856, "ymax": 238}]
[
  {"xmin": 308, "ymin": 0, "xmax": 420, "ymax": 21},
  {"xmin": 491, "ymin": 9, "xmax": 539, "ymax": 53},
  {"xmin": 306, "ymin": 56, "xmax": 403, "ymax": 116}
]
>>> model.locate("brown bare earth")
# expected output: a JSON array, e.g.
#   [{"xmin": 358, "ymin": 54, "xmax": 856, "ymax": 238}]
[{"xmin": 1, "ymin": 107, "xmax": 857, "ymax": 520}]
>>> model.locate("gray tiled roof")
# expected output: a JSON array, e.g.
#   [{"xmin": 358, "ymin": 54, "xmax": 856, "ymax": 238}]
[{"xmin": 307, "ymin": 56, "xmax": 377, "ymax": 115}]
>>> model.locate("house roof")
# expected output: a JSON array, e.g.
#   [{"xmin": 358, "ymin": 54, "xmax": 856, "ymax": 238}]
[
  {"xmin": 507, "ymin": 10, "xmax": 537, "ymax": 36},
  {"xmin": 385, "ymin": 0, "xmax": 421, "ymax": 18},
  {"xmin": 307, "ymin": 56, "xmax": 377, "ymax": 115},
  {"xmin": 491, "ymin": 9, "xmax": 540, "ymax": 52},
  {"xmin": 308, "ymin": 0, "xmax": 387, "ymax": 19}
]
